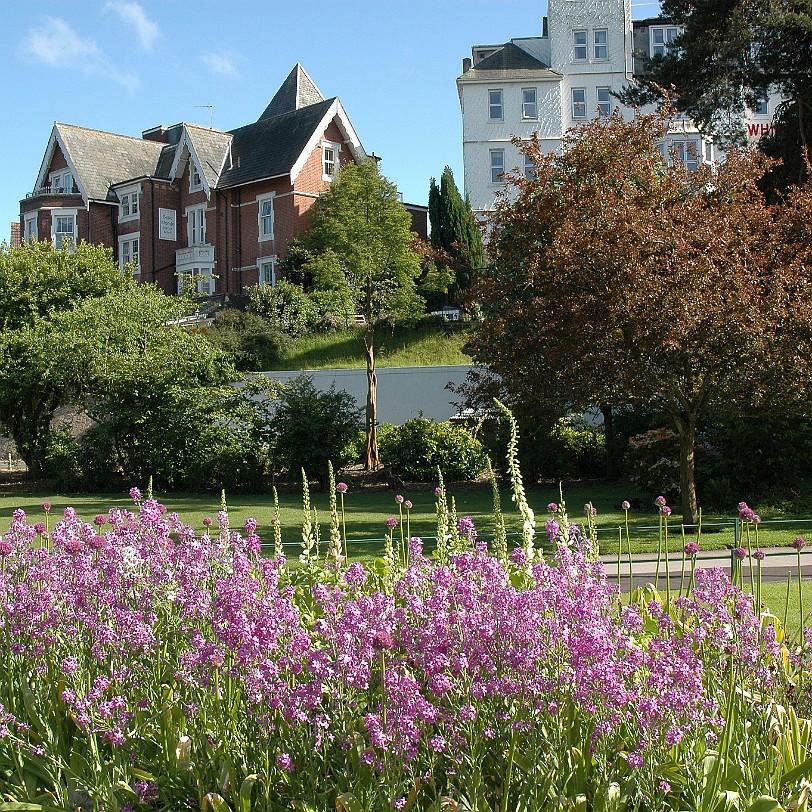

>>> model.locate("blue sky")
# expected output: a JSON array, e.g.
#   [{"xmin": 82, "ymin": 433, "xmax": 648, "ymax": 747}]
[{"xmin": 1, "ymin": 0, "xmax": 660, "ymax": 239}]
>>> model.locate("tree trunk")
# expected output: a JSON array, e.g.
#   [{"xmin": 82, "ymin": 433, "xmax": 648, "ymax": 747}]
[
  {"xmin": 364, "ymin": 324, "xmax": 379, "ymax": 470},
  {"xmin": 675, "ymin": 416, "xmax": 699, "ymax": 527},
  {"xmin": 600, "ymin": 404, "xmax": 617, "ymax": 481}
]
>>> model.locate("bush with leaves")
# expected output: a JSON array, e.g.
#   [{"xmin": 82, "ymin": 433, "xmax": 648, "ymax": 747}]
[
  {"xmin": 378, "ymin": 417, "xmax": 489, "ymax": 482},
  {"xmin": 265, "ymin": 374, "xmax": 363, "ymax": 483},
  {"xmin": 245, "ymin": 280, "xmax": 320, "ymax": 338},
  {"xmin": 202, "ymin": 308, "xmax": 290, "ymax": 371},
  {"xmin": 626, "ymin": 428, "xmax": 683, "ymax": 502}
]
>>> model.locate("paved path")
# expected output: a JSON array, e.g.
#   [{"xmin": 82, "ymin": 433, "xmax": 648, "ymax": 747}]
[{"xmin": 599, "ymin": 548, "xmax": 812, "ymax": 590}]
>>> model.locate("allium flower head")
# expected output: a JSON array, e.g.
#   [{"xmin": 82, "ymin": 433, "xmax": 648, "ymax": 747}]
[
  {"xmin": 684, "ymin": 542, "xmax": 700, "ymax": 556},
  {"xmin": 385, "ymin": 517, "xmax": 398, "ymax": 530},
  {"xmin": 734, "ymin": 546, "xmax": 747, "ymax": 559},
  {"xmin": 621, "ymin": 500, "xmax": 631, "ymax": 510},
  {"xmin": 34, "ymin": 522, "xmax": 46, "ymax": 534},
  {"xmin": 753, "ymin": 548, "xmax": 765, "ymax": 560},
  {"xmin": 203, "ymin": 517, "xmax": 213, "ymax": 526},
  {"xmin": 660, "ymin": 506, "xmax": 672, "ymax": 517},
  {"xmin": 93, "ymin": 514, "xmax": 107, "ymax": 527},
  {"xmin": 404, "ymin": 500, "xmax": 412, "ymax": 509},
  {"xmin": 395, "ymin": 494, "xmax": 404, "ymax": 504},
  {"xmin": 793, "ymin": 536, "xmax": 807, "ymax": 550},
  {"xmin": 655, "ymin": 495, "xmax": 667, "ymax": 507},
  {"xmin": 547, "ymin": 502, "xmax": 558, "ymax": 513},
  {"xmin": 0, "ymin": 540, "xmax": 14, "ymax": 556},
  {"xmin": 41, "ymin": 501, "xmax": 51, "ymax": 511},
  {"xmin": 336, "ymin": 482, "xmax": 348, "ymax": 494}
]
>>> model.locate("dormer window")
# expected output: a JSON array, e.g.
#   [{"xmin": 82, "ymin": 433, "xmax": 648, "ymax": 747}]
[
  {"xmin": 322, "ymin": 141, "xmax": 341, "ymax": 181},
  {"xmin": 119, "ymin": 187, "xmax": 140, "ymax": 222},
  {"xmin": 50, "ymin": 171, "xmax": 73, "ymax": 194}
]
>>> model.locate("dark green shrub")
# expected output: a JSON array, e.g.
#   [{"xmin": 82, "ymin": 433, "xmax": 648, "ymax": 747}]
[
  {"xmin": 202, "ymin": 309, "xmax": 290, "ymax": 371},
  {"xmin": 44, "ymin": 428, "xmax": 83, "ymax": 490},
  {"xmin": 543, "ymin": 415, "xmax": 606, "ymax": 480},
  {"xmin": 265, "ymin": 374, "xmax": 363, "ymax": 483},
  {"xmin": 626, "ymin": 427, "xmax": 681, "ymax": 501},
  {"xmin": 378, "ymin": 418, "xmax": 489, "ymax": 482}
]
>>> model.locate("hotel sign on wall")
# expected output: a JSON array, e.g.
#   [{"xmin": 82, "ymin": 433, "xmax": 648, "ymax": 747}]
[
  {"xmin": 746, "ymin": 122, "xmax": 774, "ymax": 139},
  {"xmin": 159, "ymin": 208, "xmax": 176, "ymax": 241}
]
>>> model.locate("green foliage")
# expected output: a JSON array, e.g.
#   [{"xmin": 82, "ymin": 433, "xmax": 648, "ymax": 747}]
[
  {"xmin": 0, "ymin": 241, "xmax": 132, "ymax": 475},
  {"xmin": 543, "ymin": 415, "xmax": 607, "ymax": 480},
  {"xmin": 378, "ymin": 417, "xmax": 489, "ymax": 482},
  {"xmin": 265, "ymin": 374, "xmax": 363, "ymax": 483},
  {"xmin": 428, "ymin": 166, "xmax": 487, "ymax": 299},
  {"xmin": 626, "ymin": 428, "xmax": 682, "ymax": 501},
  {"xmin": 202, "ymin": 308, "xmax": 291, "ymax": 371},
  {"xmin": 245, "ymin": 280, "xmax": 320, "ymax": 337}
]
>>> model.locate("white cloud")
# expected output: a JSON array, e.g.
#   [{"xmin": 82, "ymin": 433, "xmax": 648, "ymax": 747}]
[
  {"xmin": 203, "ymin": 53, "xmax": 240, "ymax": 78},
  {"xmin": 21, "ymin": 17, "xmax": 138, "ymax": 91},
  {"xmin": 105, "ymin": 1, "xmax": 160, "ymax": 51}
]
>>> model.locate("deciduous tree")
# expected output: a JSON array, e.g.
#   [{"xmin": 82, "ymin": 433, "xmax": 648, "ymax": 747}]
[
  {"xmin": 301, "ymin": 160, "xmax": 424, "ymax": 470},
  {"xmin": 470, "ymin": 108, "xmax": 812, "ymax": 523}
]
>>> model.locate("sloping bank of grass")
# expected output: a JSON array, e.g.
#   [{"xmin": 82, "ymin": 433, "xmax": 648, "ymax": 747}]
[{"xmin": 275, "ymin": 322, "xmax": 473, "ymax": 370}]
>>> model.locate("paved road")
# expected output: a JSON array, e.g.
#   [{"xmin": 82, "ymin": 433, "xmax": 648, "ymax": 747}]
[{"xmin": 599, "ymin": 548, "xmax": 812, "ymax": 590}]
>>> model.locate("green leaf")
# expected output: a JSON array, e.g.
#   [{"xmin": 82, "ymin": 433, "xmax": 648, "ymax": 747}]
[
  {"xmin": 0, "ymin": 804, "xmax": 68, "ymax": 812},
  {"xmin": 239, "ymin": 774, "xmax": 265, "ymax": 812},
  {"xmin": 744, "ymin": 797, "xmax": 783, "ymax": 812},
  {"xmin": 202, "ymin": 793, "xmax": 232, "ymax": 812},
  {"xmin": 780, "ymin": 754, "xmax": 812, "ymax": 786},
  {"xmin": 335, "ymin": 793, "xmax": 364, "ymax": 812}
]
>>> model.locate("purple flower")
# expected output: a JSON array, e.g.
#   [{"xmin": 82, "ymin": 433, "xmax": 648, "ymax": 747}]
[
  {"xmin": 404, "ymin": 500, "xmax": 412, "ymax": 509},
  {"xmin": 244, "ymin": 517, "xmax": 257, "ymax": 534},
  {"xmin": 659, "ymin": 781, "xmax": 672, "ymax": 792},
  {"xmin": 584, "ymin": 503, "xmax": 597, "ymax": 516},
  {"xmin": 547, "ymin": 502, "xmax": 558, "ymax": 513},
  {"xmin": 793, "ymin": 536, "xmax": 806, "ymax": 550},
  {"xmin": 93, "ymin": 514, "xmax": 107, "ymax": 527},
  {"xmin": 511, "ymin": 547, "xmax": 527, "ymax": 565},
  {"xmin": 393, "ymin": 798, "xmax": 407, "ymax": 810},
  {"xmin": 395, "ymin": 494, "xmax": 404, "ymax": 504},
  {"xmin": 734, "ymin": 546, "xmax": 747, "ymax": 559},
  {"xmin": 738, "ymin": 501, "xmax": 749, "ymax": 511},
  {"xmin": 203, "ymin": 517, "xmax": 213, "ymax": 526},
  {"xmin": 458, "ymin": 516, "xmax": 477, "ymax": 543},
  {"xmin": 753, "ymin": 548, "xmax": 765, "ymax": 560},
  {"xmin": 621, "ymin": 500, "xmax": 631, "ymax": 510},
  {"xmin": 385, "ymin": 517, "xmax": 398, "ymax": 530},
  {"xmin": 372, "ymin": 630, "xmax": 394, "ymax": 650},
  {"xmin": 41, "ymin": 501, "xmax": 52, "ymax": 511},
  {"xmin": 684, "ymin": 542, "xmax": 700, "ymax": 556},
  {"xmin": 129, "ymin": 487, "xmax": 141, "ymax": 502},
  {"xmin": 277, "ymin": 753, "xmax": 294, "ymax": 772},
  {"xmin": 0, "ymin": 540, "xmax": 13, "ymax": 556},
  {"xmin": 34, "ymin": 522, "xmax": 46, "ymax": 534},
  {"xmin": 655, "ymin": 495, "xmax": 667, "ymax": 507},
  {"xmin": 434, "ymin": 487, "xmax": 442, "ymax": 497},
  {"xmin": 336, "ymin": 482, "xmax": 348, "ymax": 494},
  {"xmin": 660, "ymin": 506, "xmax": 672, "ymax": 517}
]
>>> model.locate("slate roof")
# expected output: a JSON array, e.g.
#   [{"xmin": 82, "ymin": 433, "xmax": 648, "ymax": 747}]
[
  {"xmin": 185, "ymin": 124, "xmax": 233, "ymax": 189},
  {"xmin": 258, "ymin": 64, "xmax": 325, "ymax": 121},
  {"xmin": 55, "ymin": 123, "xmax": 166, "ymax": 202},
  {"xmin": 458, "ymin": 42, "xmax": 559, "ymax": 80},
  {"xmin": 218, "ymin": 97, "xmax": 336, "ymax": 188}
]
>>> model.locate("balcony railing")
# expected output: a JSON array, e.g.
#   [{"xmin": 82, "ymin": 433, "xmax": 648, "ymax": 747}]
[{"xmin": 26, "ymin": 185, "xmax": 79, "ymax": 198}]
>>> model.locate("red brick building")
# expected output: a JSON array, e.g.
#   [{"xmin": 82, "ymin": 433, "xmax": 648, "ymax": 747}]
[{"xmin": 19, "ymin": 65, "xmax": 412, "ymax": 296}]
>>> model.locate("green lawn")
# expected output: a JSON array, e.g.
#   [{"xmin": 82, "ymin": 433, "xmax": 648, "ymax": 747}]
[
  {"xmin": 3, "ymin": 479, "xmax": 811, "ymax": 559},
  {"xmin": 273, "ymin": 323, "xmax": 472, "ymax": 370}
]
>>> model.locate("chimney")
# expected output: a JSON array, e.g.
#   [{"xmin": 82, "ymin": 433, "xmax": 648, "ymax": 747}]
[
  {"xmin": 462, "ymin": 56, "xmax": 472, "ymax": 72},
  {"xmin": 142, "ymin": 125, "xmax": 169, "ymax": 143}
]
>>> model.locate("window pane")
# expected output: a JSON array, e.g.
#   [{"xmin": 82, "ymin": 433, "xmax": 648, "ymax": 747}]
[
  {"xmin": 490, "ymin": 150, "xmax": 504, "ymax": 183},
  {"xmin": 522, "ymin": 88, "xmax": 537, "ymax": 118},
  {"xmin": 489, "ymin": 90, "xmax": 502, "ymax": 119},
  {"xmin": 572, "ymin": 89, "xmax": 586, "ymax": 118}
]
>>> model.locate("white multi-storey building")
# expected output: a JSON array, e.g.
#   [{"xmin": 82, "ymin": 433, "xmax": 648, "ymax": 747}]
[{"xmin": 458, "ymin": 0, "xmax": 779, "ymax": 215}]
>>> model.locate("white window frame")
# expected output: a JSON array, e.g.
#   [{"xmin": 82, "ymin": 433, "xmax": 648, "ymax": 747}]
[
  {"xmin": 257, "ymin": 194, "xmax": 275, "ymax": 241},
  {"xmin": 752, "ymin": 90, "xmax": 769, "ymax": 116},
  {"xmin": 186, "ymin": 204, "xmax": 207, "ymax": 246},
  {"xmin": 189, "ymin": 160, "xmax": 203, "ymax": 192},
  {"xmin": 322, "ymin": 141, "xmax": 341, "ymax": 181},
  {"xmin": 593, "ymin": 29, "xmax": 608, "ymax": 61},
  {"xmin": 571, "ymin": 88, "xmax": 587, "ymax": 120},
  {"xmin": 49, "ymin": 170, "xmax": 73, "ymax": 194},
  {"xmin": 597, "ymin": 86, "xmax": 612, "ymax": 117},
  {"xmin": 23, "ymin": 213, "xmax": 38, "ymax": 243},
  {"xmin": 177, "ymin": 267, "xmax": 214, "ymax": 296},
  {"xmin": 490, "ymin": 149, "xmax": 505, "ymax": 183},
  {"xmin": 118, "ymin": 232, "xmax": 140, "ymax": 276},
  {"xmin": 118, "ymin": 186, "xmax": 140, "ymax": 223},
  {"xmin": 523, "ymin": 154, "xmax": 536, "ymax": 180},
  {"xmin": 650, "ymin": 26, "xmax": 680, "ymax": 58},
  {"xmin": 522, "ymin": 87, "xmax": 538, "ymax": 120},
  {"xmin": 258, "ymin": 255, "xmax": 277, "ymax": 286},
  {"xmin": 573, "ymin": 30, "xmax": 588, "ymax": 61},
  {"xmin": 51, "ymin": 209, "xmax": 77, "ymax": 250},
  {"xmin": 488, "ymin": 89, "xmax": 503, "ymax": 120}
]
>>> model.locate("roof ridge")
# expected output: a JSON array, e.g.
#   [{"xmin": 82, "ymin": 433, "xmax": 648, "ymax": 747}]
[{"xmin": 56, "ymin": 122, "xmax": 163, "ymax": 144}]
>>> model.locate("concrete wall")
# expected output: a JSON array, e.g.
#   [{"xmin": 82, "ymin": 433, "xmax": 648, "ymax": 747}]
[{"xmin": 257, "ymin": 365, "xmax": 473, "ymax": 425}]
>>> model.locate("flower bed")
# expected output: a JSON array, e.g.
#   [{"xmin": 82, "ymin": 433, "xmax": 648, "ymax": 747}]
[{"xmin": 0, "ymin": 484, "xmax": 811, "ymax": 810}]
